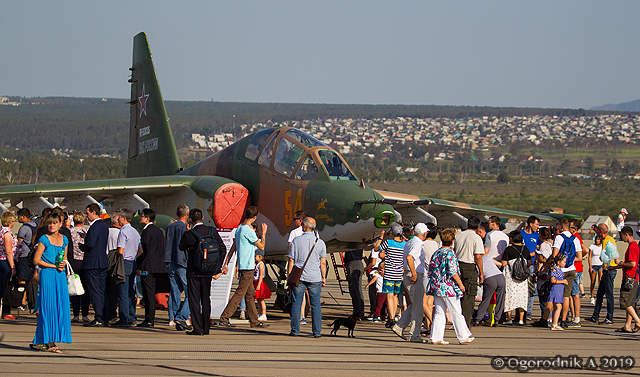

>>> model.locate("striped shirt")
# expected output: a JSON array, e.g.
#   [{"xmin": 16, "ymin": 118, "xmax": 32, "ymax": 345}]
[{"xmin": 380, "ymin": 239, "xmax": 406, "ymax": 281}]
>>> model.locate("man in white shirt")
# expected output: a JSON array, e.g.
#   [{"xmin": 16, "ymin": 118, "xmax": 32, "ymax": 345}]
[
  {"xmin": 105, "ymin": 212, "xmax": 121, "ymax": 323},
  {"xmin": 484, "ymin": 216, "xmax": 509, "ymax": 261},
  {"xmin": 392, "ymin": 223, "xmax": 428, "ymax": 343},
  {"xmin": 455, "ymin": 216, "xmax": 485, "ymax": 326},
  {"xmin": 287, "ymin": 211, "xmax": 307, "ymax": 247},
  {"xmin": 473, "ymin": 217, "xmax": 507, "ymax": 327}
]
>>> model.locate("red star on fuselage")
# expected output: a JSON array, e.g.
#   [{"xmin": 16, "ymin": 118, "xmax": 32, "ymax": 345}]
[{"xmin": 138, "ymin": 84, "xmax": 150, "ymax": 118}]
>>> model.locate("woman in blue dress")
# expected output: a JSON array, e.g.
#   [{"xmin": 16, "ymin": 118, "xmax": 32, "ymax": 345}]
[{"xmin": 30, "ymin": 212, "xmax": 72, "ymax": 353}]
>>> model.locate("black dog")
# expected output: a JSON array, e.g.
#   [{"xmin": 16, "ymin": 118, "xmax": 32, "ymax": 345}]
[{"xmin": 329, "ymin": 316, "xmax": 357, "ymax": 338}]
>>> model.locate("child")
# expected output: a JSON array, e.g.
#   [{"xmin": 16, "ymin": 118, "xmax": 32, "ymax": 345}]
[
  {"xmin": 254, "ymin": 253, "xmax": 271, "ymax": 321},
  {"xmin": 366, "ymin": 263, "xmax": 387, "ymax": 322},
  {"xmin": 548, "ymin": 255, "xmax": 569, "ymax": 331},
  {"xmin": 531, "ymin": 227, "xmax": 553, "ymax": 327}
]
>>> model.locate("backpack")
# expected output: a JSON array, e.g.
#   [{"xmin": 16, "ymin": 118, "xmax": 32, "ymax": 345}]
[
  {"xmin": 23, "ymin": 223, "xmax": 39, "ymax": 269},
  {"xmin": 558, "ymin": 233, "xmax": 577, "ymax": 268},
  {"xmin": 191, "ymin": 227, "xmax": 222, "ymax": 274},
  {"xmin": 511, "ymin": 246, "xmax": 530, "ymax": 282}
]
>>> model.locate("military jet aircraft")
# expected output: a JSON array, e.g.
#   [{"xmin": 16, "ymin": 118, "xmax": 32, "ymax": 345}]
[{"xmin": 0, "ymin": 32, "xmax": 576, "ymax": 261}]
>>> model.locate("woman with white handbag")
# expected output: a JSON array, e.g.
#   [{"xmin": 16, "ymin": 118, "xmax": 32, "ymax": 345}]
[{"xmin": 30, "ymin": 212, "xmax": 72, "ymax": 353}]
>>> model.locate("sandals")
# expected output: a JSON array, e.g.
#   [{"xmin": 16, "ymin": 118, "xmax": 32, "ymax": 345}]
[
  {"xmin": 431, "ymin": 340, "xmax": 450, "ymax": 345},
  {"xmin": 29, "ymin": 344, "xmax": 47, "ymax": 351},
  {"xmin": 615, "ymin": 326, "xmax": 634, "ymax": 333},
  {"xmin": 46, "ymin": 346, "xmax": 63, "ymax": 354},
  {"xmin": 551, "ymin": 325, "xmax": 564, "ymax": 331},
  {"xmin": 30, "ymin": 343, "xmax": 63, "ymax": 353}
]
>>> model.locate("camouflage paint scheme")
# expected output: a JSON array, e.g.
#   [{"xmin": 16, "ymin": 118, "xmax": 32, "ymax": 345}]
[{"xmin": 181, "ymin": 126, "xmax": 396, "ymax": 252}]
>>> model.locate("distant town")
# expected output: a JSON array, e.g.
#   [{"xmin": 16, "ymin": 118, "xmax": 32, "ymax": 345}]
[{"xmin": 189, "ymin": 113, "xmax": 640, "ymax": 178}]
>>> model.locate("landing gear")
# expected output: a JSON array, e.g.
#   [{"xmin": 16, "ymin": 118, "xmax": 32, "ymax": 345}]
[{"xmin": 266, "ymin": 260, "xmax": 288, "ymax": 312}]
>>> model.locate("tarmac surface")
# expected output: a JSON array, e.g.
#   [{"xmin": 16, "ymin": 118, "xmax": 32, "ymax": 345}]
[{"xmin": 1, "ymin": 275, "xmax": 640, "ymax": 377}]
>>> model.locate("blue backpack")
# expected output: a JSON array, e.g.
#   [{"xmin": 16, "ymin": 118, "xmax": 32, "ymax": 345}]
[{"xmin": 558, "ymin": 234, "xmax": 577, "ymax": 268}]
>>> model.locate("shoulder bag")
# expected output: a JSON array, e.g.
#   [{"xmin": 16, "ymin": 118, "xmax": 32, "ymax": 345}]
[
  {"xmin": 623, "ymin": 248, "xmax": 640, "ymax": 291},
  {"xmin": 287, "ymin": 236, "xmax": 318, "ymax": 287}
]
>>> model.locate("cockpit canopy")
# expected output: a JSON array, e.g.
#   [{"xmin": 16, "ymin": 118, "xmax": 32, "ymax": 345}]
[{"xmin": 244, "ymin": 127, "xmax": 356, "ymax": 181}]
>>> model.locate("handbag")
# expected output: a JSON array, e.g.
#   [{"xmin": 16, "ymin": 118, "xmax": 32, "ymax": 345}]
[
  {"xmin": 283, "ymin": 287, "xmax": 294, "ymax": 314},
  {"xmin": 287, "ymin": 236, "xmax": 318, "ymax": 287},
  {"xmin": 66, "ymin": 263, "xmax": 85, "ymax": 296}
]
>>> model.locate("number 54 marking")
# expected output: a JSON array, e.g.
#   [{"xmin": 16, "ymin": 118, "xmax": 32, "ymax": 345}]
[{"xmin": 284, "ymin": 188, "xmax": 303, "ymax": 227}]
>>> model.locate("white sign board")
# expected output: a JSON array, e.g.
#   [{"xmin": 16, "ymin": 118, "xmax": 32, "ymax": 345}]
[{"xmin": 210, "ymin": 228, "xmax": 236, "ymax": 319}]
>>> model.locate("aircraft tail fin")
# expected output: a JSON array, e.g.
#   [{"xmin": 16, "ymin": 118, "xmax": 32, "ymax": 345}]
[{"xmin": 127, "ymin": 32, "xmax": 181, "ymax": 178}]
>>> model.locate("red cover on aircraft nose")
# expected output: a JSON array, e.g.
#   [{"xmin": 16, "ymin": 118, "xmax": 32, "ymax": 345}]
[{"xmin": 212, "ymin": 183, "xmax": 251, "ymax": 229}]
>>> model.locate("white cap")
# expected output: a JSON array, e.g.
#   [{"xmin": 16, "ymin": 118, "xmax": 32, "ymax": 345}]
[
  {"xmin": 621, "ymin": 208, "xmax": 628, "ymax": 214},
  {"xmin": 414, "ymin": 222, "xmax": 429, "ymax": 235}
]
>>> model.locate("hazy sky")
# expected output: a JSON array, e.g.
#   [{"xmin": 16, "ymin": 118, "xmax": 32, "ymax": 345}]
[{"xmin": 2, "ymin": 1, "xmax": 638, "ymax": 109}]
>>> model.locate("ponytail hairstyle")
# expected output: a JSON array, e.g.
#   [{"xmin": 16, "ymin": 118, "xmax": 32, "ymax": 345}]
[{"xmin": 552, "ymin": 254, "xmax": 566, "ymax": 268}]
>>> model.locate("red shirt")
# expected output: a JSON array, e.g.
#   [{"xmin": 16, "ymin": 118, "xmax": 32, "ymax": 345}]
[
  {"xmin": 624, "ymin": 242, "xmax": 640, "ymax": 281},
  {"xmin": 573, "ymin": 232, "xmax": 584, "ymax": 273}
]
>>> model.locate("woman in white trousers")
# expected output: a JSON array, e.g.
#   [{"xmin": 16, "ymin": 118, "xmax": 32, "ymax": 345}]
[{"xmin": 426, "ymin": 228, "xmax": 474, "ymax": 345}]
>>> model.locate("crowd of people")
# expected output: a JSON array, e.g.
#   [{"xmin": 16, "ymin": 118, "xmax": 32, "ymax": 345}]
[
  {"xmin": 355, "ymin": 214, "xmax": 640, "ymax": 341},
  {"xmin": 0, "ymin": 204, "xmax": 273, "ymax": 351},
  {"xmin": 1, "ymin": 204, "xmax": 639, "ymax": 352}
]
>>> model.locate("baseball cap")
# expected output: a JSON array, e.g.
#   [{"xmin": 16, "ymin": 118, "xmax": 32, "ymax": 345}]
[
  {"xmin": 390, "ymin": 222, "xmax": 403, "ymax": 236},
  {"xmin": 621, "ymin": 208, "xmax": 628, "ymax": 214},
  {"xmin": 414, "ymin": 222, "xmax": 429, "ymax": 234}
]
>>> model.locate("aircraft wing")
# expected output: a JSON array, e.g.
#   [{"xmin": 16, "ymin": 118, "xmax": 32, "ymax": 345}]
[
  {"xmin": 0, "ymin": 175, "xmax": 249, "ymax": 229},
  {"xmin": 373, "ymin": 189, "xmax": 560, "ymax": 228}
]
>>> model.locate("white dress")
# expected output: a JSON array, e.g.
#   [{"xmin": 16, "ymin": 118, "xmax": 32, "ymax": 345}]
[{"xmin": 503, "ymin": 260, "xmax": 529, "ymax": 312}]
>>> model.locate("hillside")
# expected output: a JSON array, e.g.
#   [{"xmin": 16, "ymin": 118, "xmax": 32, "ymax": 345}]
[{"xmin": 591, "ymin": 99, "xmax": 640, "ymax": 112}]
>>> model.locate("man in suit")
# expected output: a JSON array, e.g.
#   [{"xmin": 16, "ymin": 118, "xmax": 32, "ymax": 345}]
[
  {"xmin": 81, "ymin": 203, "xmax": 110, "ymax": 327},
  {"xmin": 179, "ymin": 208, "xmax": 226, "ymax": 336},
  {"xmin": 137, "ymin": 208, "xmax": 167, "ymax": 327}
]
